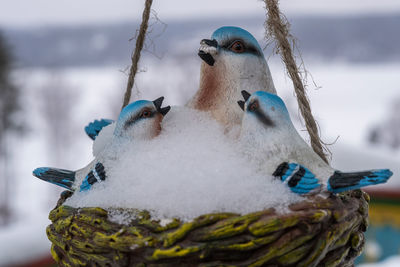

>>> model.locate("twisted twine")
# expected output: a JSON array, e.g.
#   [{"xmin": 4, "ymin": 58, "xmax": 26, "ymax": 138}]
[
  {"xmin": 121, "ymin": 0, "xmax": 153, "ymax": 109},
  {"xmin": 264, "ymin": 0, "xmax": 329, "ymax": 163}
]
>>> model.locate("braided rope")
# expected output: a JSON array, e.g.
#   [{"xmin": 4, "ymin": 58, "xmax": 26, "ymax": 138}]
[
  {"xmin": 264, "ymin": 0, "xmax": 329, "ymax": 163},
  {"xmin": 121, "ymin": 0, "xmax": 153, "ymax": 109}
]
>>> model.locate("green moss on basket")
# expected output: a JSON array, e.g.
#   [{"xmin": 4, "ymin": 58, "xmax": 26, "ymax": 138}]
[{"xmin": 46, "ymin": 192, "xmax": 369, "ymax": 266}]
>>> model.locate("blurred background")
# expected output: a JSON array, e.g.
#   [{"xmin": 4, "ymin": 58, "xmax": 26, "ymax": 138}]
[{"xmin": 0, "ymin": 0, "xmax": 400, "ymax": 266}]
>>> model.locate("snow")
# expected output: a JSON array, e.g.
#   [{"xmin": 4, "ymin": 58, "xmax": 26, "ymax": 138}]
[
  {"xmin": 92, "ymin": 122, "xmax": 115, "ymax": 157},
  {"xmin": 65, "ymin": 106, "xmax": 303, "ymax": 221},
  {"xmin": 272, "ymin": 62, "xmax": 400, "ymax": 150},
  {"xmin": 0, "ymin": 214, "xmax": 51, "ymax": 266},
  {"xmin": 369, "ymin": 98, "xmax": 400, "ymax": 150},
  {"xmin": 107, "ymin": 209, "xmax": 137, "ymax": 225},
  {"xmin": 330, "ymin": 143, "xmax": 400, "ymax": 189},
  {"xmin": 363, "ymin": 240, "xmax": 383, "ymax": 262},
  {"xmin": 358, "ymin": 256, "xmax": 400, "ymax": 267}
]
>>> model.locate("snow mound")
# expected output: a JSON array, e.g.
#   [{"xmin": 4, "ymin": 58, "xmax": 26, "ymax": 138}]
[
  {"xmin": 92, "ymin": 122, "xmax": 115, "ymax": 157},
  {"xmin": 358, "ymin": 256, "xmax": 400, "ymax": 267},
  {"xmin": 65, "ymin": 106, "xmax": 302, "ymax": 221},
  {"xmin": 0, "ymin": 216, "xmax": 51, "ymax": 266}
]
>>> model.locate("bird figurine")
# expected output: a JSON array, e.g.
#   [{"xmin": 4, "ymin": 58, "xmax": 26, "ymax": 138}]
[
  {"xmin": 33, "ymin": 97, "xmax": 170, "ymax": 192},
  {"xmin": 238, "ymin": 90, "xmax": 393, "ymax": 194},
  {"xmin": 187, "ymin": 26, "xmax": 276, "ymax": 129}
]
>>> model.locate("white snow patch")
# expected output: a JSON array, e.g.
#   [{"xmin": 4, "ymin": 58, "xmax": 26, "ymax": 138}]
[
  {"xmin": 0, "ymin": 215, "xmax": 51, "ymax": 266},
  {"xmin": 92, "ymin": 122, "xmax": 115, "ymax": 157},
  {"xmin": 107, "ymin": 209, "xmax": 137, "ymax": 225},
  {"xmin": 358, "ymin": 255, "xmax": 400, "ymax": 267},
  {"xmin": 330, "ymin": 143, "xmax": 400, "ymax": 187},
  {"xmin": 66, "ymin": 106, "xmax": 302, "ymax": 221},
  {"xmin": 159, "ymin": 218, "xmax": 174, "ymax": 227},
  {"xmin": 363, "ymin": 240, "xmax": 383, "ymax": 261}
]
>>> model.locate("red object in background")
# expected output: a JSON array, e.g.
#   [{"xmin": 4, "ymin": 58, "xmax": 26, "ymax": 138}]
[
  {"xmin": 364, "ymin": 188, "xmax": 400, "ymax": 200},
  {"xmin": 13, "ymin": 255, "xmax": 55, "ymax": 267}
]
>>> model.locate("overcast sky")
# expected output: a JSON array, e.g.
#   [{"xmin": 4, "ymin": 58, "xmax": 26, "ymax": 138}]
[{"xmin": 1, "ymin": 0, "xmax": 400, "ymax": 28}]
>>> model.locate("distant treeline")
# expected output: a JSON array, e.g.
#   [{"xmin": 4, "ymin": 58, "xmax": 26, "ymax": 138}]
[{"xmin": 3, "ymin": 14, "xmax": 400, "ymax": 67}]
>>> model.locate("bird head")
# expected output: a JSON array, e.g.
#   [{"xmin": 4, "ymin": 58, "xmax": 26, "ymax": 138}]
[
  {"xmin": 194, "ymin": 27, "xmax": 275, "ymax": 118},
  {"xmin": 198, "ymin": 26, "xmax": 272, "ymax": 87},
  {"xmin": 238, "ymin": 90, "xmax": 291, "ymax": 130},
  {"xmin": 113, "ymin": 97, "xmax": 170, "ymax": 140},
  {"xmin": 198, "ymin": 26, "xmax": 264, "ymax": 67}
]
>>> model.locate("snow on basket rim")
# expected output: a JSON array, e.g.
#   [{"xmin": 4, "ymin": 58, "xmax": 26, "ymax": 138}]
[{"xmin": 65, "ymin": 106, "xmax": 304, "ymax": 221}]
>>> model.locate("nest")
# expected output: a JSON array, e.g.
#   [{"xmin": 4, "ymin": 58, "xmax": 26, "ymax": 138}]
[{"xmin": 47, "ymin": 190, "xmax": 369, "ymax": 267}]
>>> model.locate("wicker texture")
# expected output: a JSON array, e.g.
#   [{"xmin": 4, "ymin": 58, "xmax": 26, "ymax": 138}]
[{"xmin": 47, "ymin": 190, "xmax": 369, "ymax": 266}]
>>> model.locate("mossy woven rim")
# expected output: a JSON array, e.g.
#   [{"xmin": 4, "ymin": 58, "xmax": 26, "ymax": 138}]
[{"xmin": 47, "ymin": 190, "xmax": 369, "ymax": 267}]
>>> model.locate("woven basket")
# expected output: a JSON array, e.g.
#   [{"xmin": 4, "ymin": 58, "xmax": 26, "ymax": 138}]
[{"xmin": 47, "ymin": 190, "xmax": 369, "ymax": 267}]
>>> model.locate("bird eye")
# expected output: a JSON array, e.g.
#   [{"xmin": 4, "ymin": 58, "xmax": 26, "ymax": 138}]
[
  {"xmin": 249, "ymin": 102, "xmax": 258, "ymax": 111},
  {"xmin": 230, "ymin": 41, "xmax": 245, "ymax": 53},
  {"xmin": 141, "ymin": 110, "xmax": 151, "ymax": 118}
]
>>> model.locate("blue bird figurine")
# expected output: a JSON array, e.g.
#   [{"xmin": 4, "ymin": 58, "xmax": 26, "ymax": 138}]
[
  {"xmin": 188, "ymin": 26, "xmax": 276, "ymax": 128},
  {"xmin": 238, "ymin": 90, "xmax": 393, "ymax": 195},
  {"xmin": 33, "ymin": 97, "xmax": 170, "ymax": 192}
]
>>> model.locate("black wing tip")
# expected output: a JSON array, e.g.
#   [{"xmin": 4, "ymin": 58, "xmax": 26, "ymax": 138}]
[
  {"xmin": 273, "ymin": 162, "xmax": 289, "ymax": 177},
  {"xmin": 95, "ymin": 162, "xmax": 105, "ymax": 171},
  {"xmin": 287, "ymin": 167, "xmax": 306, "ymax": 188}
]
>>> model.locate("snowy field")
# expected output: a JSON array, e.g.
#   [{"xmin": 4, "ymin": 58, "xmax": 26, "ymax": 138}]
[
  {"xmin": 359, "ymin": 256, "xmax": 400, "ymax": 267},
  {"xmin": 1, "ymin": 59, "xmax": 400, "ymax": 265}
]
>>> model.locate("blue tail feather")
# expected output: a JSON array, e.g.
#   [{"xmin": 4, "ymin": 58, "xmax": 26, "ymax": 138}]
[
  {"xmin": 327, "ymin": 169, "xmax": 393, "ymax": 193},
  {"xmin": 85, "ymin": 119, "xmax": 114, "ymax": 140},
  {"xmin": 33, "ymin": 167, "xmax": 76, "ymax": 190},
  {"xmin": 275, "ymin": 162, "xmax": 393, "ymax": 195}
]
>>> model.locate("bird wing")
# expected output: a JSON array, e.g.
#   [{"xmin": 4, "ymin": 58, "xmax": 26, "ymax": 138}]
[
  {"xmin": 79, "ymin": 162, "xmax": 107, "ymax": 192},
  {"xmin": 84, "ymin": 119, "xmax": 114, "ymax": 140},
  {"xmin": 273, "ymin": 162, "xmax": 321, "ymax": 194}
]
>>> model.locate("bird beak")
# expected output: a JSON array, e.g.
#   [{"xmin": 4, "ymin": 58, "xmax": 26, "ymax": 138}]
[
  {"xmin": 198, "ymin": 39, "xmax": 218, "ymax": 66},
  {"xmin": 159, "ymin": 106, "xmax": 171, "ymax": 116},
  {"xmin": 237, "ymin": 100, "xmax": 245, "ymax": 111},
  {"xmin": 153, "ymin": 96, "xmax": 171, "ymax": 116},
  {"xmin": 241, "ymin": 90, "xmax": 251, "ymax": 102},
  {"xmin": 153, "ymin": 96, "xmax": 164, "ymax": 110}
]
